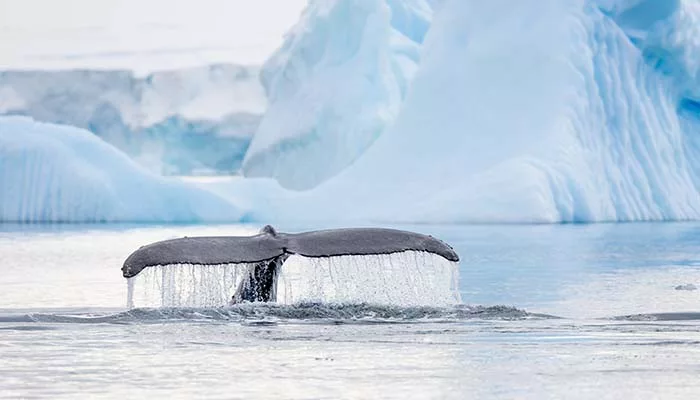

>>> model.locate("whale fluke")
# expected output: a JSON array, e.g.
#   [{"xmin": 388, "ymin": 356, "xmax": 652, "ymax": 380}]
[
  {"xmin": 122, "ymin": 232, "xmax": 283, "ymax": 278},
  {"xmin": 122, "ymin": 226, "xmax": 459, "ymax": 303},
  {"xmin": 286, "ymin": 228, "xmax": 459, "ymax": 261}
]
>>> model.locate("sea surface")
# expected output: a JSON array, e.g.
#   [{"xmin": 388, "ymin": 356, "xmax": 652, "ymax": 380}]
[{"xmin": 2, "ymin": 222, "xmax": 700, "ymax": 399}]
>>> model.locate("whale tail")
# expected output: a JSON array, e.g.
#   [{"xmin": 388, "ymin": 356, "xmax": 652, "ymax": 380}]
[{"xmin": 122, "ymin": 225, "xmax": 459, "ymax": 304}]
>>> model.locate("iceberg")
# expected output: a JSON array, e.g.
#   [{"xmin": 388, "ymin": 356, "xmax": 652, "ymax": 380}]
[
  {"xmin": 6, "ymin": 0, "xmax": 700, "ymax": 224},
  {"xmin": 600, "ymin": 0, "xmax": 700, "ymax": 105},
  {"xmin": 0, "ymin": 117, "xmax": 243, "ymax": 223},
  {"xmin": 0, "ymin": 64, "xmax": 265, "ymax": 175},
  {"xmin": 241, "ymin": 0, "xmax": 700, "ymax": 223},
  {"xmin": 242, "ymin": 0, "xmax": 435, "ymax": 189}
]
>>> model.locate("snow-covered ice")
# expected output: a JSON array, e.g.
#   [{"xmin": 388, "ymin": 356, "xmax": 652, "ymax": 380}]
[
  {"xmin": 242, "ymin": 0, "xmax": 436, "ymax": 189},
  {"xmin": 0, "ymin": 65, "xmax": 264, "ymax": 175},
  {"xmin": 240, "ymin": 0, "xmax": 700, "ymax": 223},
  {"xmin": 5, "ymin": 0, "xmax": 700, "ymax": 224},
  {"xmin": 0, "ymin": 0, "xmax": 307, "ymax": 177},
  {"xmin": 0, "ymin": 116, "xmax": 242, "ymax": 223}
]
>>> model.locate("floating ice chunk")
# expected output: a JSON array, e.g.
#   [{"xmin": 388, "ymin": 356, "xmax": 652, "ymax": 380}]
[{"xmin": 674, "ymin": 283, "xmax": 698, "ymax": 291}]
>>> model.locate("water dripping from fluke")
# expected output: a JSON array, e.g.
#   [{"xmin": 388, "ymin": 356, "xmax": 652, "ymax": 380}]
[
  {"xmin": 123, "ymin": 225, "xmax": 463, "ymax": 309},
  {"xmin": 126, "ymin": 252, "xmax": 461, "ymax": 309}
]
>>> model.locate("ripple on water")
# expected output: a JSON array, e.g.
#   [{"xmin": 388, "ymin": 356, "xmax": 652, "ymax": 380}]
[{"xmin": 0, "ymin": 303, "xmax": 540, "ymax": 325}]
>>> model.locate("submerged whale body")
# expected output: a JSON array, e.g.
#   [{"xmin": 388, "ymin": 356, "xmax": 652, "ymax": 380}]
[{"xmin": 122, "ymin": 225, "xmax": 459, "ymax": 303}]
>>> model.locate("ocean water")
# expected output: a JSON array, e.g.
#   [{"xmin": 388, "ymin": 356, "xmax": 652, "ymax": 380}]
[{"xmin": 2, "ymin": 223, "xmax": 700, "ymax": 399}]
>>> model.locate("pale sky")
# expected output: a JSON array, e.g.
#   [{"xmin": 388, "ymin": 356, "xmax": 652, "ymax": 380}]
[{"xmin": 0, "ymin": 0, "xmax": 307, "ymax": 73}]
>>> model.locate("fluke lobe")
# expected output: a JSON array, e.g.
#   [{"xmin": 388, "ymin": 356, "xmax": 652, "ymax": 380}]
[{"xmin": 122, "ymin": 225, "xmax": 459, "ymax": 303}]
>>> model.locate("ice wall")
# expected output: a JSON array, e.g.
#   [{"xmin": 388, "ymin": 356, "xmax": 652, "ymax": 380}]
[
  {"xmin": 599, "ymin": 0, "xmax": 700, "ymax": 107},
  {"xmin": 0, "ymin": 117, "xmax": 243, "ymax": 223},
  {"xmin": 242, "ymin": 0, "xmax": 435, "ymax": 189},
  {"xmin": 0, "ymin": 65, "xmax": 264, "ymax": 175},
  {"xmin": 6, "ymin": 0, "xmax": 699, "ymax": 224},
  {"xmin": 244, "ymin": 0, "xmax": 700, "ymax": 223}
]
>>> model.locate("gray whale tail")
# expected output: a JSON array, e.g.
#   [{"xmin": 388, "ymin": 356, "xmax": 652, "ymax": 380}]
[{"xmin": 122, "ymin": 225, "xmax": 459, "ymax": 303}]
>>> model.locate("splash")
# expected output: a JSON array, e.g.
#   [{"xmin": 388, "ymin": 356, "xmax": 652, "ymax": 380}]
[{"xmin": 126, "ymin": 251, "xmax": 461, "ymax": 308}]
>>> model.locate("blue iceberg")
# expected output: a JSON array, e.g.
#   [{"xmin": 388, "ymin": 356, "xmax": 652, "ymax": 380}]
[
  {"xmin": 0, "ymin": 65, "xmax": 264, "ymax": 175},
  {"xmin": 0, "ymin": 117, "xmax": 243, "ymax": 223},
  {"xmin": 6, "ymin": 0, "xmax": 700, "ymax": 224},
  {"xmin": 242, "ymin": 0, "xmax": 435, "ymax": 189},
  {"xmin": 242, "ymin": 0, "xmax": 700, "ymax": 223}
]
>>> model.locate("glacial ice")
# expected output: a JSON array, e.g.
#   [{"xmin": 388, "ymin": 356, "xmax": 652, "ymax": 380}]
[
  {"xmin": 0, "ymin": 116, "xmax": 243, "ymax": 223},
  {"xmin": 0, "ymin": 65, "xmax": 264, "ymax": 175},
  {"xmin": 5, "ymin": 0, "xmax": 700, "ymax": 224},
  {"xmin": 241, "ymin": 0, "xmax": 700, "ymax": 223},
  {"xmin": 600, "ymin": 0, "xmax": 700, "ymax": 106},
  {"xmin": 242, "ymin": 0, "xmax": 436, "ymax": 189}
]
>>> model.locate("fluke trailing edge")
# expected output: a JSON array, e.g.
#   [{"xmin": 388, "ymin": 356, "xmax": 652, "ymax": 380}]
[{"xmin": 122, "ymin": 225, "xmax": 459, "ymax": 303}]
